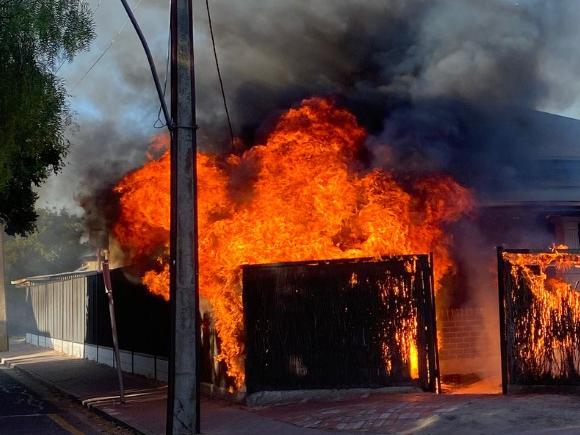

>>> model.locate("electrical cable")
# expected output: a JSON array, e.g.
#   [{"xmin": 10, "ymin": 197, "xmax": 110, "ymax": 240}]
[
  {"xmin": 205, "ymin": 0, "xmax": 235, "ymax": 148},
  {"xmin": 154, "ymin": 0, "xmax": 171, "ymax": 129},
  {"xmin": 55, "ymin": 0, "xmax": 104, "ymax": 74},
  {"xmin": 55, "ymin": 57, "xmax": 66, "ymax": 74},
  {"xmin": 73, "ymin": 0, "xmax": 144, "ymax": 90},
  {"xmin": 118, "ymin": 0, "xmax": 171, "ymax": 128}
]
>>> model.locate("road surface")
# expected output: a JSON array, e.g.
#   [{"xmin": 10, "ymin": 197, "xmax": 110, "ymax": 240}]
[{"xmin": 0, "ymin": 365, "xmax": 134, "ymax": 434}]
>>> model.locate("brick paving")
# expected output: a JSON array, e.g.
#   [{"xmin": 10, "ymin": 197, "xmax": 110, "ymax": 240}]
[
  {"xmin": 252, "ymin": 392, "xmax": 580, "ymax": 434},
  {"xmin": 253, "ymin": 393, "xmax": 485, "ymax": 432}
]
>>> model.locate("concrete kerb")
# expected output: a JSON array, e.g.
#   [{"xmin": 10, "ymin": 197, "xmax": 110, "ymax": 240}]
[
  {"xmin": 82, "ymin": 401, "xmax": 147, "ymax": 435},
  {"xmin": 1, "ymin": 359, "xmax": 145, "ymax": 435}
]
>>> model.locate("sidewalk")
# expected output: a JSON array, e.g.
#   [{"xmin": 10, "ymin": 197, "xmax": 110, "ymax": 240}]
[
  {"xmin": 5, "ymin": 340, "xmax": 580, "ymax": 434},
  {"xmin": 0, "ymin": 340, "xmax": 325, "ymax": 435}
]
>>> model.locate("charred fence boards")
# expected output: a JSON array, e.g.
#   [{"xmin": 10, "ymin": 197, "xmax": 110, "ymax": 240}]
[
  {"xmin": 243, "ymin": 255, "xmax": 439, "ymax": 394},
  {"xmin": 498, "ymin": 248, "xmax": 580, "ymax": 392}
]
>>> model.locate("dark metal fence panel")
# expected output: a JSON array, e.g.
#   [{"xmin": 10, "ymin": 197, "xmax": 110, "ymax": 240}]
[
  {"xmin": 100, "ymin": 269, "xmax": 171, "ymax": 357},
  {"xmin": 420, "ymin": 254, "xmax": 441, "ymax": 393},
  {"xmin": 499, "ymin": 248, "xmax": 580, "ymax": 390},
  {"xmin": 24, "ymin": 269, "xmax": 170, "ymax": 357},
  {"xmin": 243, "ymin": 255, "xmax": 438, "ymax": 394},
  {"xmin": 86, "ymin": 273, "xmax": 113, "ymax": 347}
]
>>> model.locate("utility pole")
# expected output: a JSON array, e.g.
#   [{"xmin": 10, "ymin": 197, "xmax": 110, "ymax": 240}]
[
  {"xmin": 167, "ymin": 0, "xmax": 200, "ymax": 434},
  {"xmin": 118, "ymin": 0, "xmax": 199, "ymax": 431}
]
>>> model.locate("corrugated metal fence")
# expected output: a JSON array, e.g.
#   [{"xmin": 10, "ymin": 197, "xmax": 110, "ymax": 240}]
[
  {"xmin": 28, "ymin": 273, "xmax": 88, "ymax": 344},
  {"xmin": 24, "ymin": 268, "xmax": 170, "ymax": 357}
]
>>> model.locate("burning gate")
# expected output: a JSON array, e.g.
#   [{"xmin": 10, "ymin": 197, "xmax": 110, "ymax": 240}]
[
  {"xmin": 243, "ymin": 255, "xmax": 440, "ymax": 394},
  {"xmin": 111, "ymin": 97, "xmax": 472, "ymax": 388},
  {"xmin": 498, "ymin": 247, "xmax": 580, "ymax": 392}
]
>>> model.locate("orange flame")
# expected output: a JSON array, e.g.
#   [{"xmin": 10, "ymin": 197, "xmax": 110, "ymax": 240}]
[
  {"xmin": 409, "ymin": 340, "xmax": 419, "ymax": 379},
  {"xmin": 504, "ymin": 250, "xmax": 580, "ymax": 377},
  {"xmin": 112, "ymin": 97, "xmax": 474, "ymax": 387}
]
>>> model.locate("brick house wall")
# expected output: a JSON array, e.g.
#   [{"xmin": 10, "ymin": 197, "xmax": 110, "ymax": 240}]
[
  {"xmin": 438, "ymin": 308, "xmax": 484, "ymax": 362},
  {"xmin": 437, "ymin": 307, "xmax": 501, "ymax": 377}
]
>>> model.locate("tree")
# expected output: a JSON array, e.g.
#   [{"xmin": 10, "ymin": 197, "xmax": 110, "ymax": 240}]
[
  {"xmin": 0, "ymin": 0, "xmax": 94, "ymax": 236},
  {"xmin": 4, "ymin": 208, "xmax": 89, "ymax": 281},
  {"xmin": 4, "ymin": 208, "xmax": 88, "ymax": 337}
]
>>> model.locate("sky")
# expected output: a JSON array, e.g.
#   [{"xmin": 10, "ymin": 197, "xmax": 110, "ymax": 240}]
[{"xmin": 37, "ymin": 0, "xmax": 580, "ymax": 212}]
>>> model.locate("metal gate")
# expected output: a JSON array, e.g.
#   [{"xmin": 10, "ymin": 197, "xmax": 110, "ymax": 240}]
[
  {"xmin": 498, "ymin": 247, "xmax": 580, "ymax": 392},
  {"xmin": 243, "ymin": 255, "xmax": 439, "ymax": 394}
]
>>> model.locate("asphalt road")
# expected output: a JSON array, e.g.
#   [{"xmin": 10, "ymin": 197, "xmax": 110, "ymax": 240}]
[{"xmin": 0, "ymin": 365, "xmax": 135, "ymax": 434}]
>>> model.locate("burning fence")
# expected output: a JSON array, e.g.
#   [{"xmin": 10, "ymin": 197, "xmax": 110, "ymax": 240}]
[
  {"xmin": 243, "ymin": 256, "xmax": 439, "ymax": 393},
  {"xmin": 499, "ymin": 248, "xmax": 580, "ymax": 391},
  {"xmin": 111, "ymin": 97, "xmax": 473, "ymax": 389}
]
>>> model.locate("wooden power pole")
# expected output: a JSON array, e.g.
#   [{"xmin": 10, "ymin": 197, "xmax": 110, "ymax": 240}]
[{"xmin": 167, "ymin": 0, "xmax": 200, "ymax": 434}]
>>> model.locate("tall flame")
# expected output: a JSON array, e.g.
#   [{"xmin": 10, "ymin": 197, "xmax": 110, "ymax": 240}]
[{"xmin": 112, "ymin": 97, "xmax": 473, "ymax": 386}]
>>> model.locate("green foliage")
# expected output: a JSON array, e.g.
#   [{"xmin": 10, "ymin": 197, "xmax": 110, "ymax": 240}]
[
  {"xmin": 0, "ymin": 0, "xmax": 94, "ymax": 236},
  {"xmin": 4, "ymin": 208, "xmax": 89, "ymax": 281}
]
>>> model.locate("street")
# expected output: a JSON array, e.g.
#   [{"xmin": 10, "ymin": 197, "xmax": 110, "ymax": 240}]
[{"xmin": 0, "ymin": 365, "xmax": 134, "ymax": 434}]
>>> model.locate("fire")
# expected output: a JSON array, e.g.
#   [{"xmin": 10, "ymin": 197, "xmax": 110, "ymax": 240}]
[
  {"xmin": 503, "ymin": 250, "xmax": 580, "ymax": 380},
  {"xmin": 410, "ymin": 340, "xmax": 419, "ymax": 379},
  {"xmin": 112, "ymin": 97, "xmax": 473, "ymax": 387}
]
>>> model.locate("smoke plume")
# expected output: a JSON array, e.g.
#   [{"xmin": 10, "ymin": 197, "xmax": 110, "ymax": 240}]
[
  {"xmin": 34, "ymin": 0, "xmax": 580, "ymax": 387},
  {"xmin": 38, "ymin": 0, "xmax": 580, "ymax": 210}
]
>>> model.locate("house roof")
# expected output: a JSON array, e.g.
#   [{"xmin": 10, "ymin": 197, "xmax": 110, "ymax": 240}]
[{"xmin": 435, "ymin": 105, "xmax": 580, "ymax": 204}]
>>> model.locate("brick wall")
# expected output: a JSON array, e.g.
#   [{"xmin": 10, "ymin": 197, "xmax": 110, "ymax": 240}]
[{"xmin": 438, "ymin": 308, "xmax": 484, "ymax": 362}]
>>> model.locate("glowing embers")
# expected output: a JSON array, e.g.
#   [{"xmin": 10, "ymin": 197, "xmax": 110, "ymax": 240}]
[
  {"xmin": 242, "ymin": 256, "xmax": 439, "ymax": 394},
  {"xmin": 500, "ymin": 248, "xmax": 580, "ymax": 389}
]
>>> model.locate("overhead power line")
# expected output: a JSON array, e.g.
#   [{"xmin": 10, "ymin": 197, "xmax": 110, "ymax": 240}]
[
  {"xmin": 55, "ymin": 0, "xmax": 104, "ymax": 74},
  {"xmin": 73, "ymin": 0, "xmax": 144, "ymax": 90},
  {"xmin": 154, "ymin": 1, "xmax": 171, "ymax": 129},
  {"xmin": 118, "ymin": 0, "xmax": 171, "ymax": 128},
  {"xmin": 205, "ymin": 0, "xmax": 235, "ymax": 149}
]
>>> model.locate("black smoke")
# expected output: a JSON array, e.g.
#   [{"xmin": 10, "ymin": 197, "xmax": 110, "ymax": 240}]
[
  {"xmin": 38, "ymin": 0, "xmax": 580, "ymax": 309},
  {"xmin": 37, "ymin": 0, "xmax": 580, "ymax": 210}
]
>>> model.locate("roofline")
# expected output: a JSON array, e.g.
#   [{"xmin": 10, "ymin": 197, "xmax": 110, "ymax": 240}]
[
  {"xmin": 11, "ymin": 269, "xmax": 100, "ymax": 288},
  {"xmin": 478, "ymin": 200, "xmax": 580, "ymax": 209}
]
